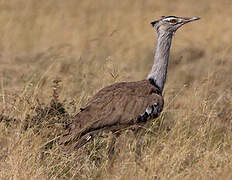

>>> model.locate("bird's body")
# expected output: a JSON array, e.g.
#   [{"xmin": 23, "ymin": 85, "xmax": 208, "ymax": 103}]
[
  {"xmin": 60, "ymin": 79, "xmax": 163, "ymax": 152},
  {"xmin": 59, "ymin": 16, "xmax": 200, "ymax": 160}
]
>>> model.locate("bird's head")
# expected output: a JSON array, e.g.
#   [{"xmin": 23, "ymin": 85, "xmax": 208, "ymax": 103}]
[{"xmin": 151, "ymin": 16, "xmax": 200, "ymax": 35}]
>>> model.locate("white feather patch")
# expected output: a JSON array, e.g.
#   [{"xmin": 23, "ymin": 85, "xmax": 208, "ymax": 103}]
[
  {"xmin": 145, "ymin": 107, "xmax": 153, "ymax": 115},
  {"xmin": 164, "ymin": 17, "xmax": 176, "ymax": 21},
  {"xmin": 86, "ymin": 135, "xmax": 91, "ymax": 141}
]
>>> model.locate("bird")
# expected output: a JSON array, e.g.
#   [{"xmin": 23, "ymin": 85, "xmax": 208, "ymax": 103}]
[{"xmin": 59, "ymin": 16, "xmax": 200, "ymax": 162}]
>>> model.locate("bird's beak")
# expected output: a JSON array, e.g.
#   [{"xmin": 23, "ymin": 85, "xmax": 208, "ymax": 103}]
[{"xmin": 183, "ymin": 17, "xmax": 200, "ymax": 24}]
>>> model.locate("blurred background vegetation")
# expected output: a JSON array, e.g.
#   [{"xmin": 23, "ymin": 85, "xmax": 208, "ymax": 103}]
[{"xmin": 0, "ymin": 0, "xmax": 232, "ymax": 179}]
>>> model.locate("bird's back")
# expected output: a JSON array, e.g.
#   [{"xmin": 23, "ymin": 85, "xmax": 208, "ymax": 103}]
[{"xmin": 59, "ymin": 79, "xmax": 163, "ymax": 152}]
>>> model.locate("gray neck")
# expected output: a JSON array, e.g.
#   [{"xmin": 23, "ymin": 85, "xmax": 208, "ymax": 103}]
[{"xmin": 147, "ymin": 31, "xmax": 173, "ymax": 93}]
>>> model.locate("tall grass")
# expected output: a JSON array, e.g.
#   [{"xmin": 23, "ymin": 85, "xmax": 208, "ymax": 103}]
[{"xmin": 0, "ymin": 0, "xmax": 232, "ymax": 179}]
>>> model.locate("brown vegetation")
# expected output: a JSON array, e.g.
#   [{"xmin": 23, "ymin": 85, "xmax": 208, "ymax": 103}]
[{"xmin": 0, "ymin": 0, "xmax": 232, "ymax": 179}]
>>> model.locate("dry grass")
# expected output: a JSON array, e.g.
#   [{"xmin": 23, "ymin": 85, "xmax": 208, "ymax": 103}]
[{"xmin": 0, "ymin": 0, "xmax": 232, "ymax": 179}]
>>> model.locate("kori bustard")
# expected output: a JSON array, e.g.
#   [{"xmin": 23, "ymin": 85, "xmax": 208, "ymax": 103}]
[{"xmin": 59, "ymin": 16, "xmax": 200, "ymax": 161}]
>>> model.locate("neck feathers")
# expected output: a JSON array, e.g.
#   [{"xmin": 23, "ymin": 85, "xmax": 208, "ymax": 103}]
[{"xmin": 147, "ymin": 32, "xmax": 173, "ymax": 93}]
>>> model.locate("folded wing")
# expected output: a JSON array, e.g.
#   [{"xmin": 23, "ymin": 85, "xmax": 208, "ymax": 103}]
[{"xmin": 59, "ymin": 80, "xmax": 163, "ymax": 152}]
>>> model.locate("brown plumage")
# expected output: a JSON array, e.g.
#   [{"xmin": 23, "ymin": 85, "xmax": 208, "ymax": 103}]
[
  {"xmin": 59, "ymin": 80, "xmax": 163, "ymax": 152},
  {"xmin": 59, "ymin": 16, "xmax": 200, "ymax": 161}
]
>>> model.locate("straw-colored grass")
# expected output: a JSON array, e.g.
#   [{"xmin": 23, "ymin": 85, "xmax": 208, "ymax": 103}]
[{"xmin": 0, "ymin": 0, "xmax": 232, "ymax": 179}]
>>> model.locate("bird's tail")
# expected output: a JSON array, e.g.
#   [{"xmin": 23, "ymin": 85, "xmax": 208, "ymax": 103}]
[
  {"xmin": 59, "ymin": 128, "xmax": 101, "ymax": 153},
  {"xmin": 59, "ymin": 128, "xmax": 83, "ymax": 153}
]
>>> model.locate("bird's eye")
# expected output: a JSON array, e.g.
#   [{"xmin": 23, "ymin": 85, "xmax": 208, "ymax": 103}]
[{"xmin": 169, "ymin": 19, "xmax": 177, "ymax": 24}]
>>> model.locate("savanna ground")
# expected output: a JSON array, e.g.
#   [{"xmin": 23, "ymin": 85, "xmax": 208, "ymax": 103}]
[{"xmin": 0, "ymin": 0, "xmax": 232, "ymax": 179}]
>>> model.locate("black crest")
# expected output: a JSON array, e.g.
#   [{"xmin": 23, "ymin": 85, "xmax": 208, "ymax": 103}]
[
  {"xmin": 161, "ymin": 16, "xmax": 178, "ymax": 19},
  {"xmin": 151, "ymin": 20, "xmax": 159, "ymax": 27}
]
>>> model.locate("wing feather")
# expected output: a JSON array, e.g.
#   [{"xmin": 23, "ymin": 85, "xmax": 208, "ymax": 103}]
[{"xmin": 59, "ymin": 80, "xmax": 163, "ymax": 152}]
